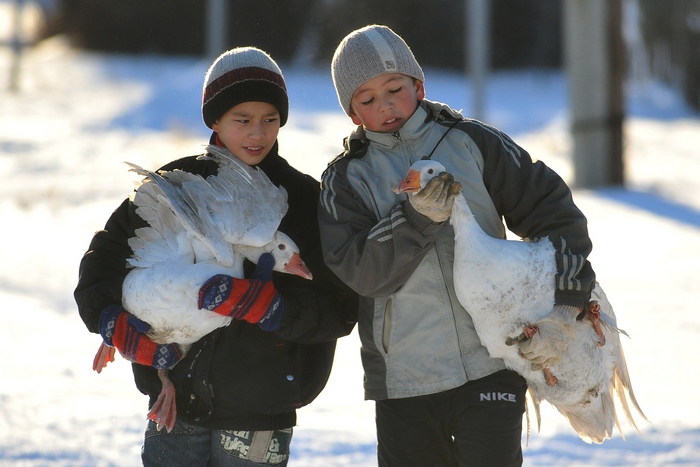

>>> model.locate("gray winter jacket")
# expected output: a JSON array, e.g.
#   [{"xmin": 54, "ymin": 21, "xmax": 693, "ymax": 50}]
[{"xmin": 318, "ymin": 99, "xmax": 595, "ymax": 401}]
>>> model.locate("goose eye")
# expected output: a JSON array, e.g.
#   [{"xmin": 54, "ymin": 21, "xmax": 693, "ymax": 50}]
[
  {"xmin": 278, "ymin": 244, "xmax": 286, "ymax": 251},
  {"xmin": 427, "ymin": 168, "xmax": 434, "ymax": 175}
]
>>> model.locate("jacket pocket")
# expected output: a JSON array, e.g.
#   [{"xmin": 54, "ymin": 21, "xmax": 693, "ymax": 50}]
[
  {"xmin": 381, "ymin": 296, "xmax": 393, "ymax": 354},
  {"xmin": 171, "ymin": 328, "xmax": 222, "ymax": 423}
]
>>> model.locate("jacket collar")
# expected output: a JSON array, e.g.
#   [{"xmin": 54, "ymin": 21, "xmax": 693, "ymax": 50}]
[
  {"xmin": 256, "ymin": 141, "xmax": 281, "ymax": 175},
  {"xmin": 346, "ymin": 99, "xmax": 465, "ymax": 151},
  {"xmin": 363, "ymin": 101, "xmax": 431, "ymax": 149}
]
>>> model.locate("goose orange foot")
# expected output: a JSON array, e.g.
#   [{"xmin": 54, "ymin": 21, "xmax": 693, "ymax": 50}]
[
  {"xmin": 586, "ymin": 301, "xmax": 606, "ymax": 347},
  {"xmin": 505, "ymin": 324, "xmax": 538, "ymax": 346},
  {"xmin": 92, "ymin": 342, "xmax": 116, "ymax": 374},
  {"xmin": 543, "ymin": 367, "xmax": 558, "ymax": 386},
  {"xmin": 147, "ymin": 369, "xmax": 177, "ymax": 433}
]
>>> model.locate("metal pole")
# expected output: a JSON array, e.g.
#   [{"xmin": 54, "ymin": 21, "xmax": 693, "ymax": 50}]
[
  {"xmin": 564, "ymin": 0, "xmax": 624, "ymax": 187},
  {"xmin": 206, "ymin": 0, "xmax": 228, "ymax": 59},
  {"xmin": 467, "ymin": 0, "xmax": 490, "ymax": 121},
  {"xmin": 9, "ymin": 0, "xmax": 25, "ymax": 92}
]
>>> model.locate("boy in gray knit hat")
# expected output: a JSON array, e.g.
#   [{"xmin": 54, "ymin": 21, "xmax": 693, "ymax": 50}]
[
  {"xmin": 76, "ymin": 46, "xmax": 358, "ymax": 466},
  {"xmin": 320, "ymin": 25, "xmax": 595, "ymax": 466}
]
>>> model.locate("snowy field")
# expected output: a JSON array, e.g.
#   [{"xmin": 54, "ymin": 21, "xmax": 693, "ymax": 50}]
[{"xmin": 2, "ymin": 22, "xmax": 700, "ymax": 467}]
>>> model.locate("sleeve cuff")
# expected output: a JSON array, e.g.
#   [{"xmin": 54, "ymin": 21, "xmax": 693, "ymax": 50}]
[
  {"xmin": 554, "ymin": 289, "xmax": 590, "ymax": 310},
  {"xmin": 403, "ymin": 201, "xmax": 444, "ymax": 236}
]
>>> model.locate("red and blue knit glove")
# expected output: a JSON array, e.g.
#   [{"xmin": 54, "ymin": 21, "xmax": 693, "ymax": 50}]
[
  {"xmin": 198, "ymin": 253, "xmax": 285, "ymax": 331},
  {"xmin": 99, "ymin": 305, "xmax": 183, "ymax": 369}
]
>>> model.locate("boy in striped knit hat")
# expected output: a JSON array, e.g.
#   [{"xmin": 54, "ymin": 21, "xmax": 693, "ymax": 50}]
[
  {"xmin": 76, "ymin": 47, "xmax": 357, "ymax": 466},
  {"xmin": 318, "ymin": 25, "xmax": 595, "ymax": 466}
]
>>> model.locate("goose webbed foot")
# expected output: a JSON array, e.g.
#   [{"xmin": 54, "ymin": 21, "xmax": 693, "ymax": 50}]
[
  {"xmin": 92, "ymin": 342, "xmax": 116, "ymax": 373},
  {"xmin": 147, "ymin": 369, "xmax": 177, "ymax": 432}
]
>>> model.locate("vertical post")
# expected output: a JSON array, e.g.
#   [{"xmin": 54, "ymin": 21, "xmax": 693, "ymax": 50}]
[
  {"xmin": 564, "ymin": 0, "xmax": 625, "ymax": 187},
  {"xmin": 466, "ymin": 0, "xmax": 490, "ymax": 121},
  {"xmin": 9, "ymin": 0, "xmax": 25, "ymax": 92},
  {"xmin": 206, "ymin": 0, "xmax": 228, "ymax": 59}
]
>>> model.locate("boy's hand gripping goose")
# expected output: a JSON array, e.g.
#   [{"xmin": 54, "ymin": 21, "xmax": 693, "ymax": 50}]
[
  {"xmin": 394, "ymin": 159, "xmax": 647, "ymax": 444},
  {"xmin": 92, "ymin": 145, "xmax": 312, "ymax": 432}
]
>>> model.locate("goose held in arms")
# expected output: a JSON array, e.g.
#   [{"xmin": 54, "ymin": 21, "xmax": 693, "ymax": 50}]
[
  {"xmin": 394, "ymin": 159, "xmax": 647, "ymax": 444},
  {"xmin": 92, "ymin": 145, "xmax": 312, "ymax": 432}
]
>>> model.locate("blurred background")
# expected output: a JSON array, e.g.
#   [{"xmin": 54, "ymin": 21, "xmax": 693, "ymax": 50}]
[
  {"xmin": 2, "ymin": 1, "xmax": 700, "ymax": 465},
  {"xmin": 10, "ymin": 0, "xmax": 700, "ymax": 113}
]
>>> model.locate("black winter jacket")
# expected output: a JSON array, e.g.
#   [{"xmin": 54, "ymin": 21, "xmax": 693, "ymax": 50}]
[{"xmin": 75, "ymin": 142, "xmax": 358, "ymax": 430}]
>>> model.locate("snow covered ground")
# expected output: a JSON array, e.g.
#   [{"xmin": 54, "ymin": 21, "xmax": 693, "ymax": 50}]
[{"xmin": 1, "ymin": 26, "xmax": 700, "ymax": 467}]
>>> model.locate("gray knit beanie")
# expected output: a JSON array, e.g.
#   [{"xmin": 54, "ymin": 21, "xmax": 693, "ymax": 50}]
[
  {"xmin": 202, "ymin": 47, "xmax": 288, "ymax": 128},
  {"xmin": 331, "ymin": 25, "xmax": 425, "ymax": 115}
]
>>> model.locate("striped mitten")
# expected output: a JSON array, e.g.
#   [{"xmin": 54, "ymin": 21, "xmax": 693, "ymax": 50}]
[
  {"xmin": 198, "ymin": 253, "xmax": 285, "ymax": 331},
  {"xmin": 99, "ymin": 305, "xmax": 183, "ymax": 369}
]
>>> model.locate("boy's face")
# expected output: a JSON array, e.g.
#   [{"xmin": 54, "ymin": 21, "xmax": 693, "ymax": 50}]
[
  {"xmin": 349, "ymin": 73, "xmax": 425, "ymax": 133},
  {"xmin": 212, "ymin": 101, "xmax": 281, "ymax": 166}
]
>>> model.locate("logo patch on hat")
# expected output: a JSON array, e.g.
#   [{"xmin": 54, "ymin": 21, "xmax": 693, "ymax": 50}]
[{"xmin": 384, "ymin": 60, "xmax": 396, "ymax": 70}]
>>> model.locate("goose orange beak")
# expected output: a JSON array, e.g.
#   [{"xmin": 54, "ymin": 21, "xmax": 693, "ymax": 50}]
[
  {"xmin": 284, "ymin": 252, "xmax": 313, "ymax": 280},
  {"xmin": 392, "ymin": 169, "xmax": 422, "ymax": 194}
]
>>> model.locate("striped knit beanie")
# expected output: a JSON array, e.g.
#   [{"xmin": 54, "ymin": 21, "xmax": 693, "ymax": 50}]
[
  {"xmin": 331, "ymin": 25, "xmax": 424, "ymax": 115},
  {"xmin": 202, "ymin": 47, "xmax": 288, "ymax": 128}
]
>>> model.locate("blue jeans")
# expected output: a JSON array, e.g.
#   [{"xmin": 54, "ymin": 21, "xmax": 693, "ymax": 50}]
[{"xmin": 142, "ymin": 417, "xmax": 293, "ymax": 467}]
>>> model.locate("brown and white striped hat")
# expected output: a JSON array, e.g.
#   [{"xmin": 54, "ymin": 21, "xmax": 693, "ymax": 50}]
[{"xmin": 202, "ymin": 47, "xmax": 288, "ymax": 128}]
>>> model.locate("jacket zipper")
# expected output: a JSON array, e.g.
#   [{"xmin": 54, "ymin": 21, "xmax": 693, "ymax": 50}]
[{"xmin": 434, "ymin": 236, "xmax": 470, "ymax": 377}]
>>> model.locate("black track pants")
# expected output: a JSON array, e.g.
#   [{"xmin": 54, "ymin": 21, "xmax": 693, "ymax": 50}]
[{"xmin": 376, "ymin": 369, "xmax": 527, "ymax": 467}]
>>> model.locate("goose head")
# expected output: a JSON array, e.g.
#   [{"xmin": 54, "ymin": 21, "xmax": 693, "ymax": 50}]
[
  {"xmin": 392, "ymin": 159, "xmax": 448, "ymax": 194},
  {"xmin": 234, "ymin": 231, "xmax": 313, "ymax": 280}
]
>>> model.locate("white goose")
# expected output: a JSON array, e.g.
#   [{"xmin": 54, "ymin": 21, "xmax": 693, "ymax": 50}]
[
  {"xmin": 394, "ymin": 159, "xmax": 647, "ymax": 444},
  {"xmin": 93, "ymin": 144, "xmax": 312, "ymax": 432}
]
